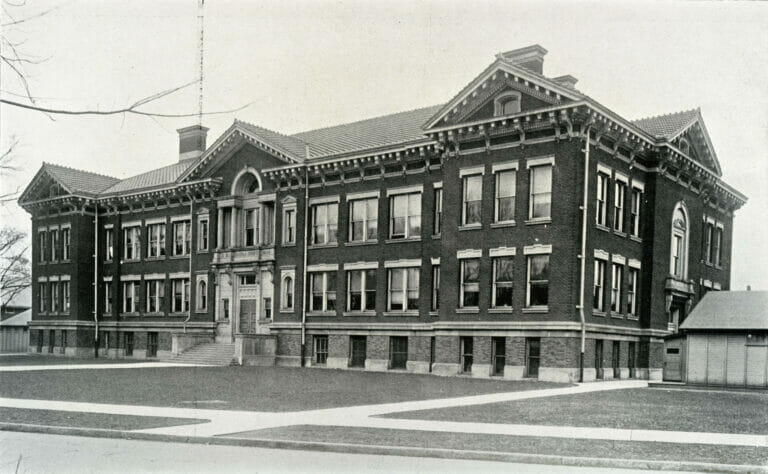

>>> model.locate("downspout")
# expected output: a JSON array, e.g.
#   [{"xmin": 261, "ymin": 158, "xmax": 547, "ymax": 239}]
[
  {"xmin": 93, "ymin": 204, "xmax": 99, "ymax": 358},
  {"xmin": 184, "ymin": 192, "xmax": 194, "ymax": 333},
  {"xmin": 577, "ymin": 126, "xmax": 591, "ymax": 383},
  {"xmin": 300, "ymin": 166, "xmax": 309, "ymax": 367}
]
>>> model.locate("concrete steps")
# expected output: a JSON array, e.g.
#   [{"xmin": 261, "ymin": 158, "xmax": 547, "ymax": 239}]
[{"xmin": 161, "ymin": 342, "xmax": 236, "ymax": 366}]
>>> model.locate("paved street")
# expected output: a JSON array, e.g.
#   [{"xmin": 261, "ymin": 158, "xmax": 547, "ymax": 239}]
[{"xmin": 0, "ymin": 431, "xmax": 681, "ymax": 474}]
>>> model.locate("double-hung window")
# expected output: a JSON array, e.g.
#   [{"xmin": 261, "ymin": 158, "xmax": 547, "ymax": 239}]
[
  {"xmin": 122, "ymin": 281, "xmax": 140, "ymax": 313},
  {"xmin": 596, "ymin": 171, "xmax": 609, "ymax": 227},
  {"xmin": 492, "ymin": 257, "xmax": 514, "ymax": 308},
  {"xmin": 462, "ymin": 174, "xmax": 482, "ymax": 226},
  {"xmin": 494, "ymin": 169, "xmax": 516, "ymax": 223},
  {"xmin": 282, "ymin": 208, "xmax": 296, "ymax": 245},
  {"xmin": 148, "ymin": 223, "xmax": 166, "ymax": 258},
  {"xmin": 38, "ymin": 283, "xmax": 47, "ymax": 312},
  {"xmin": 146, "ymin": 280, "xmax": 165, "ymax": 313},
  {"xmin": 460, "ymin": 259, "xmax": 480, "ymax": 308},
  {"xmin": 593, "ymin": 258, "xmax": 606, "ymax": 312},
  {"xmin": 171, "ymin": 278, "xmax": 190, "ymax": 313},
  {"xmin": 50, "ymin": 229, "xmax": 59, "ymax": 261},
  {"xmin": 387, "ymin": 267, "xmax": 419, "ymax": 311},
  {"xmin": 349, "ymin": 197, "xmax": 378, "ymax": 243},
  {"xmin": 281, "ymin": 275, "xmax": 294, "ymax": 311},
  {"xmin": 431, "ymin": 265, "xmax": 440, "ymax": 311},
  {"xmin": 526, "ymin": 252, "xmax": 550, "ymax": 307},
  {"xmin": 245, "ymin": 209, "xmax": 259, "ymax": 247},
  {"xmin": 38, "ymin": 231, "xmax": 47, "ymax": 262},
  {"xmin": 433, "ymin": 187, "xmax": 443, "ymax": 235},
  {"xmin": 611, "ymin": 263, "xmax": 623, "ymax": 313},
  {"xmin": 347, "ymin": 269, "xmax": 376, "ymax": 312},
  {"xmin": 104, "ymin": 283, "xmax": 113, "ymax": 313},
  {"xmin": 627, "ymin": 267, "xmax": 639, "ymax": 317},
  {"xmin": 309, "ymin": 271, "xmax": 336, "ymax": 312},
  {"xmin": 61, "ymin": 228, "xmax": 71, "ymax": 260},
  {"xmin": 704, "ymin": 221, "xmax": 714, "ymax": 264},
  {"xmin": 528, "ymin": 163, "xmax": 552, "ymax": 220},
  {"xmin": 311, "ymin": 202, "xmax": 338, "ymax": 245},
  {"xmin": 630, "ymin": 186, "xmax": 642, "ymax": 237},
  {"xmin": 714, "ymin": 226, "xmax": 723, "ymax": 266},
  {"xmin": 389, "ymin": 192, "xmax": 421, "ymax": 239},
  {"xmin": 123, "ymin": 226, "xmax": 140, "ymax": 260},
  {"xmin": 51, "ymin": 282, "xmax": 60, "ymax": 312},
  {"xmin": 614, "ymin": 178, "xmax": 627, "ymax": 232},
  {"xmin": 62, "ymin": 281, "xmax": 70, "ymax": 312},
  {"xmin": 198, "ymin": 218, "xmax": 209, "ymax": 251},
  {"xmin": 197, "ymin": 278, "xmax": 207, "ymax": 311},
  {"xmin": 105, "ymin": 228, "xmax": 114, "ymax": 260},
  {"xmin": 173, "ymin": 220, "xmax": 191, "ymax": 255}
]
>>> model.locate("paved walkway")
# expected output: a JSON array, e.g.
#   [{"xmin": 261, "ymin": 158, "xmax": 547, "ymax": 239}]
[
  {"xmin": 0, "ymin": 362, "xmax": 208, "ymax": 371},
  {"xmin": 1, "ymin": 380, "xmax": 765, "ymax": 447}
]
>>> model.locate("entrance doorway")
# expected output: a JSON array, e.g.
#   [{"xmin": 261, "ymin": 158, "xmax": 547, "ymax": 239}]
[{"xmin": 663, "ymin": 338, "xmax": 684, "ymax": 381}]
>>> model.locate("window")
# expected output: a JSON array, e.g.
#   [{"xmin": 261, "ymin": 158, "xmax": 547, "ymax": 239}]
[
  {"xmin": 462, "ymin": 174, "xmax": 482, "ymax": 226},
  {"xmin": 51, "ymin": 282, "xmax": 60, "ymax": 312},
  {"xmin": 123, "ymin": 226, "xmax": 140, "ymax": 260},
  {"xmin": 614, "ymin": 181, "xmax": 626, "ymax": 232},
  {"xmin": 198, "ymin": 218, "xmax": 209, "ymax": 251},
  {"xmin": 281, "ymin": 275, "xmax": 294, "ymax": 310},
  {"xmin": 122, "ymin": 281, "xmax": 140, "ymax": 313},
  {"xmin": 494, "ymin": 91, "xmax": 521, "ymax": 116},
  {"xmin": 704, "ymin": 222, "xmax": 714, "ymax": 264},
  {"xmin": 245, "ymin": 209, "xmax": 259, "ymax": 247},
  {"xmin": 147, "ymin": 332, "xmax": 158, "ymax": 358},
  {"xmin": 593, "ymin": 259, "xmax": 606, "ymax": 311},
  {"xmin": 627, "ymin": 268, "xmax": 639, "ymax": 317},
  {"xmin": 105, "ymin": 228, "xmax": 114, "ymax": 260},
  {"xmin": 221, "ymin": 298, "xmax": 230, "ymax": 320},
  {"xmin": 460, "ymin": 336, "xmax": 473, "ymax": 373},
  {"xmin": 492, "ymin": 337, "xmax": 506, "ymax": 376},
  {"xmin": 387, "ymin": 267, "xmax": 419, "ymax": 311},
  {"xmin": 611, "ymin": 263, "xmax": 623, "ymax": 313},
  {"xmin": 311, "ymin": 203, "xmax": 338, "ymax": 245},
  {"xmin": 389, "ymin": 336, "xmax": 408, "ymax": 370},
  {"xmin": 282, "ymin": 208, "xmax": 296, "ymax": 245},
  {"xmin": 171, "ymin": 278, "xmax": 190, "ymax": 313},
  {"xmin": 146, "ymin": 280, "xmax": 165, "ymax": 313},
  {"xmin": 61, "ymin": 228, "xmax": 70, "ymax": 260},
  {"xmin": 389, "ymin": 193, "xmax": 421, "ymax": 239},
  {"xmin": 309, "ymin": 272, "xmax": 336, "ymax": 312},
  {"xmin": 529, "ymin": 165, "xmax": 552, "ymax": 220},
  {"xmin": 525, "ymin": 337, "xmax": 541, "ymax": 378},
  {"xmin": 714, "ymin": 226, "xmax": 723, "ymax": 266},
  {"xmin": 670, "ymin": 204, "xmax": 688, "ymax": 278},
  {"xmin": 495, "ymin": 170, "xmax": 516, "ymax": 223},
  {"xmin": 195, "ymin": 279, "xmax": 206, "ymax": 311},
  {"xmin": 349, "ymin": 198, "xmax": 377, "ymax": 242},
  {"xmin": 48, "ymin": 329, "xmax": 54, "ymax": 353},
  {"xmin": 526, "ymin": 254, "xmax": 550, "ymax": 307},
  {"xmin": 349, "ymin": 335, "xmax": 367, "ymax": 367},
  {"xmin": 596, "ymin": 172, "xmax": 608, "ymax": 226},
  {"xmin": 630, "ymin": 188, "xmax": 642, "ymax": 237},
  {"xmin": 492, "ymin": 257, "xmax": 514, "ymax": 308},
  {"xmin": 314, "ymin": 335, "xmax": 328, "ymax": 364},
  {"xmin": 173, "ymin": 220, "xmax": 191, "ymax": 255},
  {"xmin": 262, "ymin": 205, "xmax": 274, "ymax": 245},
  {"xmin": 104, "ymin": 283, "xmax": 113, "ymax": 313},
  {"xmin": 433, "ymin": 188, "xmax": 443, "ymax": 235},
  {"xmin": 347, "ymin": 269, "xmax": 376, "ymax": 312},
  {"xmin": 239, "ymin": 274, "xmax": 257, "ymax": 286},
  {"xmin": 50, "ymin": 229, "xmax": 59, "ymax": 261},
  {"xmin": 60, "ymin": 330, "xmax": 67, "ymax": 354},
  {"xmin": 38, "ymin": 283, "xmax": 47, "ymax": 312},
  {"xmin": 62, "ymin": 281, "xmax": 70, "ymax": 312},
  {"xmin": 263, "ymin": 297, "xmax": 272, "ymax": 319},
  {"xmin": 460, "ymin": 259, "xmax": 480, "ymax": 308},
  {"xmin": 147, "ymin": 223, "xmax": 166, "ymax": 258},
  {"xmin": 38, "ymin": 232, "xmax": 46, "ymax": 262},
  {"xmin": 431, "ymin": 265, "xmax": 440, "ymax": 311},
  {"xmin": 124, "ymin": 332, "xmax": 134, "ymax": 356}
]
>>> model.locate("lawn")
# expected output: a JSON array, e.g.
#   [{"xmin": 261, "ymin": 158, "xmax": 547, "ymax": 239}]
[
  {"xmin": 0, "ymin": 354, "xmax": 144, "ymax": 366},
  {"xmin": 227, "ymin": 425, "xmax": 768, "ymax": 467},
  {"xmin": 382, "ymin": 387, "xmax": 768, "ymax": 435},
  {"xmin": 0, "ymin": 366, "xmax": 564, "ymax": 412},
  {"xmin": 0, "ymin": 408, "xmax": 207, "ymax": 430}
]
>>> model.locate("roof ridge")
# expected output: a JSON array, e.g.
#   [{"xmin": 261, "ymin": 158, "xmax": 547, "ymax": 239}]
[
  {"xmin": 43, "ymin": 161, "xmax": 119, "ymax": 181},
  {"xmin": 631, "ymin": 107, "xmax": 700, "ymax": 123},
  {"xmin": 234, "ymin": 118, "xmax": 308, "ymax": 143},
  {"xmin": 290, "ymin": 104, "xmax": 443, "ymax": 137}
]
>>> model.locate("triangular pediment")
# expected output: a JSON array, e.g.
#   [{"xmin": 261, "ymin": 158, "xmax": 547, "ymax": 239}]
[
  {"xmin": 18, "ymin": 169, "xmax": 71, "ymax": 204},
  {"xmin": 669, "ymin": 114, "xmax": 722, "ymax": 176}
]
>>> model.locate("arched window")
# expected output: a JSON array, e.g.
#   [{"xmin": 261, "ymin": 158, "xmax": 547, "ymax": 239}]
[
  {"xmin": 670, "ymin": 203, "xmax": 689, "ymax": 279},
  {"xmin": 679, "ymin": 138, "xmax": 691, "ymax": 155},
  {"xmin": 231, "ymin": 169, "xmax": 262, "ymax": 196},
  {"xmin": 494, "ymin": 91, "xmax": 521, "ymax": 117},
  {"xmin": 282, "ymin": 276, "xmax": 294, "ymax": 310},
  {"xmin": 197, "ymin": 280, "xmax": 207, "ymax": 311}
]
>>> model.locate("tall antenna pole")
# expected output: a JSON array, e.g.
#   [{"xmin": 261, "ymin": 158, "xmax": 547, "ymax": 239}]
[{"xmin": 197, "ymin": 0, "xmax": 205, "ymax": 125}]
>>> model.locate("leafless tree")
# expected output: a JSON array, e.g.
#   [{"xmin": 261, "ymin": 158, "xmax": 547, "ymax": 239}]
[{"xmin": 0, "ymin": 227, "xmax": 30, "ymax": 307}]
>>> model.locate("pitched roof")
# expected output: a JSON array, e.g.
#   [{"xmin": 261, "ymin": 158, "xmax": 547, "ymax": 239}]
[
  {"xmin": 100, "ymin": 158, "xmax": 197, "ymax": 194},
  {"xmin": 292, "ymin": 105, "xmax": 443, "ymax": 159},
  {"xmin": 680, "ymin": 291, "xmax": 768, "ymax": 331},
  {"xmin": 0, "ymin": 309, "xmax": 31, "ymax": 327},
  {"xmin": 235, "ymin": 119, "xmax": 309, "ymax": 160},
  {"xmin": 631, "ymin": 109, "xmax": 699, "ymax": 139},
  {"xmin": 43, "ymin": 163, "xmax": 120, "ymax": 195}
]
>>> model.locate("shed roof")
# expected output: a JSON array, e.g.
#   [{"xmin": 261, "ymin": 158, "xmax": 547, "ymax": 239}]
[
  {"xmin": 680, "ymin": 291, "xmax": 768, "ymax": 331},
  {"xmin": 0, "ymin": 309, "xmax": 31, "ymax": 327}
]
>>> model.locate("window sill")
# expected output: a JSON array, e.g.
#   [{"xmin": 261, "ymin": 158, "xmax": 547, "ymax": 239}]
[
  {"xmin": 144, "ymin": 312, "xmax": 165, "ymax": 316},
  {"xmin": 146, "ymin": 256, "xmax": 166, "ymax": 261},
  {"xmin": 431, "ymin": 234, "xmax": 441, "ymax": 240},
  {"xmin": 169, "ymin": 255, "xmax": 190, "ymax": 260},
  {"xmin": 279, "ymin": 309, "xmax": 294, "ymax": 314},
  {"xmin": 307, "ymin": 311, "xmax": 336, "ymax": 317},
  {"xmin": 613, "ymin": 230, "xmax": 627, "ymax": 237},
  {"xmin": 60, "ymin": 259, "xmax": 71, "ymax": 264},
  {"xmin": 197, "ymin": 249, "xmax": 210, "ymax": 254},
  {"xmin": 525, "ymin": 218, "xmax": 551, "ymax": 226},
  {"xmin": 308, "ymin": 243, "xmax": 339, "ymax": 250},
  {"xmin": 714, "ymin": 265, "xmax": 724, "ymax": 270},
  {"xmin": 593, "ymin": 310, "xmax": 606, "ymax": 317},
  {"xmin": 596, "ymin": 224, "xmax": 610, "ymax": 233},
  {"xmin": 169, "ymin": 312, "xmax": 190, "ymax": 317},
  {"xmin": 383, "ymin": 311, "xmax": 419, "ymax": 317},
  {"xmin": 385, "ymin": 238, "xmax": 421, "ymax": 244},
  {"xmin": 456, "ymin": 308, "xmax": 480, "ymax": 314},
  {"xmin": 488, "ymin": 307, "xmax": 514, "ymax": 313},
  {"xmin": 626, "ymin": 315, "xmax": 639, "ymax": 321},
  {"xmin": 522, "ymin": 306, "xmax": 548, "ymax": 313},
  {"xmin": 38, "ymin": 262, "xmax": 47, "ymax": 265},
  {"xmin": 345, "ymin": 240, "xmax": 378, "ymax": 247},
  {"xmin": 458, "ymin": 224, "xmax": 482, "ymax": 231},
  {"xmin": 121, "ymin": 312, "xmax": 140, "ymax": 317},
  {"xmin": 104, "ymin": 259, "xmax": 114, "ymax": 264},
  {"xmin": 610, "ymin": 312, "xmax": 624, "ymax": 319},
  {"xmin": 195, "ymin": 309, "xmax": 207, "ymax": 314},
  {"xmin": 630, "ymin": 235, "xmax": 642, "ymax": 243},
  {"xmin": 490, "ymin": 221, "xmax": 516, "ymax": 228},
  {"xmin": 429, "ymin": 311, "xmax": 438, "ymax": 317},
  {"xmin": 281, "ymin": 243, "xmax": 297, "ymax": 248},
  {"xmin": 342, "ymin": 311, "xmax": 376, "ymax": 317},
  {"xmin": 121, "ymin": 259, "xmax": 140, "ymax": 264}
]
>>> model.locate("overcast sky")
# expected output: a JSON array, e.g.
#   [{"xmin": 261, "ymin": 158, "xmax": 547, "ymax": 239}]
[{"xmin": 1, "ymin": 0, "xmax": 767, "ymax": 303}]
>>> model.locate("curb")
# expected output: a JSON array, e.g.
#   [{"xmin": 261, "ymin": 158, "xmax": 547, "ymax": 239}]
[{"xmin": 1, "ymin": 423, "xmax": 766, "ymax": 473}]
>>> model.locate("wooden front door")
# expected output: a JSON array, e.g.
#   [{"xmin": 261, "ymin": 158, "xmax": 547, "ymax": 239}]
[
  {"xmin": 349, "ymin": 336, "xmax": 367, "ymax": 368},
  {"xmin": 663, "ymin": 339, "xmax": 684, "ymax": 382}
]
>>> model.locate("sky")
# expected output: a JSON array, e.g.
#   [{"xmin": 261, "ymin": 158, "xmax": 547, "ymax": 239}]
[{"xmin": 1, "ymin": 0, "xmax": 767, "ymax": 305}]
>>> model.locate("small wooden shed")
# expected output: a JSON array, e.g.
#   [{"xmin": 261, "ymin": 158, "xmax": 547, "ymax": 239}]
[
  {"xmin": 679, "ymin": 291, "xmax": 767, "ymax": 388},
  {"xmin": 0, "ymin": 309, "xmax": 31, "ymax": 353}
]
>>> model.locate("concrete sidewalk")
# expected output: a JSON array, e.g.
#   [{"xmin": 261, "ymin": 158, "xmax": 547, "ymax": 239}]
[{"xmin": 0, "ymin": 362, "xmax": 209, "ymax": 371}]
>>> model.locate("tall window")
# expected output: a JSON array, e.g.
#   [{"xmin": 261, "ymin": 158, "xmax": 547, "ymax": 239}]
[
  {"xmin": 611, "ymin": 263, "xmax": 623, "ymax": 313},
  {"xmin": 309, "ymin": 272, "xmax": 336, "ymax": 312},
  {"xmin": 245, "ymin": 209, "xmax": 259, "ymax": 247},
  {"xmin": 38, "ymin": 283, "xmax": 47, "ymax": 311},
  {"xmin": 431, "ymin": 265, "xmax": 440, "ymax": 311},
  {"xmin": 460, "ymin": 259, "xmax": 480, "ymax": 308},
  {"xmin": 314, "ymin": 335, "xmax": 328, "ymax": 364},
  {"xmin": 433, "ymin": 188, "xmax": 443, "ymax": 235},
  {"xmin": 146, "ymin": 280, "xmax": 165, "ymax": 313},
  {"xmin": 282, "ymin": 208, "xmax": 296, "ymax": 245},
  {"xmin": 526, "ymin": 254, "xmax": 550, "ymax": 307},
  {"xmin": 311, "ymin": 203, "xmax": 338, "ymax": 245},
  {"xmin": 529, "ymin": 165, "xmax": 552, "ymax": 219},
  {"xmin": 172, "ymin": 278, "xmax": 190, "ymax": 313},
  {"xmin": 123, "ymin": 226, "xmax": 140, "ymax": 260},
  {"xmin": 173, "ymin": 221, "xmax": 191, "ymax": 255},
  {"xmin": 627, "ymin": 268, "xmax": 639, "ymax": 317},
  {"xmin": 197, "ymin": 280, "xmax": 207, "ymax": 311},
  {"xmin": 596, "ymin": 172, "xmax": 608, "ymax": 226},
  {"xmin": 630, "ymin": 187, "xmax": 642, "ymax": 237},
  {"xmin": 714, "ymin": 227, "xmax": 723, "ymax": 266},
  {"xmin": 104, "ymin": 283, "xmax": 113, "ymax": 313},
  {"xmin": 492, "ymin": 257, "xmax": 514, "ymax": 308},
  {"xmin": 389, "ymin": 193, "xmax": 421, "ymax": 239},
  {"xmin": 704, "ymin": 222, "xmax": 714, "ymax": 264},
  {"xmin": 670, "ymin": 204, "xmax": 688, "ymax": 278},
  {"xmin": 38, "ymin": 232, "xmax": 47, "ymax": 262},
  {"xmin": 50, "ymin": 229, "xmax": 59, "ymax": 261},
  {"xmin": 51, "ymin": 281, "xmax": 60, "ymax": 312},
  {"xmin": 349, "ymin": 198, "xmax": 378, "ymax": 243},
  {"xmin": 462, "ymin": 174, "xmax": 482, "ymax": 226},
  {"xmin": 198, "ymin": 218, "xmax": 209, "ymax": 251},
  {"xmin": 62, "ymin": 281, "xmax": 70, "ymax": 312},
  {"xmin": 614, "ymin": 181, "xmax": 626, "ymax": 232},
  {"xmin": 387, "ymin": 267, "xmax": 419, "ymax": 311},
  {"xmin": 593, "ymin": 259, "xmax": 606, "ymax": 311},
  {"xmin": 281, "ymin": 275, "xmax": 294, "ymax": 310},
  {"xmin": 105, "ymin": 228, "xmax": 114, "ymax": 260},
  {"xmin": 495, "ymin": 170, "xmax": 516, "ymax": 223},
  {"xmin": 148, "ymin": 223, "xmax": 166, "ymax": 258},
  {"xmin": 122, "ymin": 281, "xmax": 140, "ymax": 313},
  {"xmin": 347, "ymin": 269, "xmax": 376, "ymax": 311},
  {"xmin": 61, "ymin": 228, "xmax": 71, "ymax": 260}
]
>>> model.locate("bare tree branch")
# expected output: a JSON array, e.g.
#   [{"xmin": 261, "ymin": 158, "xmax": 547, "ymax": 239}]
[{"xmin": 0, "ymin": 227, "xmax": 30, "ymax": 307}]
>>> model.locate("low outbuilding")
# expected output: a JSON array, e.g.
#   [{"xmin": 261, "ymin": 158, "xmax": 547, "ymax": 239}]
[{"xmin": 0, "ymin": 309, "xmax": 31, "ymax": 353}]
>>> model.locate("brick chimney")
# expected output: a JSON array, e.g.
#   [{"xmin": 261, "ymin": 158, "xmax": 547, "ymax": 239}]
[
  {"xmin": 552, "ymin": 74, "xmax": 579, "ymax": 90},
  {"xmin": 177, "ymin": 125, "xmax": 209, "ymax": 161},
  {"xmin": 497, "ymin": 45, "xmax": 548, "ymax": 74}
]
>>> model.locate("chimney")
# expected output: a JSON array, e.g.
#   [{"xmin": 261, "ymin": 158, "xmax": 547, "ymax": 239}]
[
  {"xmin": 177, "ymin": 124, "xmax": 209, "ymax": 161},
  {"xmin": 552, "ymin": 74, "xmax": 579, "ymax": 90},
  {"xmin": 496, "ymin": 44, "xmax": 548, "ymax": 74},
  {"xmin": 747, "ymin": 285, "xmax": 751, "ymax": 291}
]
